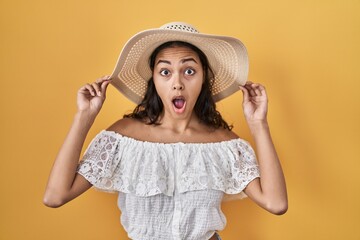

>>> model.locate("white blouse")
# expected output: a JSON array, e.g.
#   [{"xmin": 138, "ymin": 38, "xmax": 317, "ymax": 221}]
[{"xmin": 77, "ymin": 130, "xmax": 260, "ymax": 240}]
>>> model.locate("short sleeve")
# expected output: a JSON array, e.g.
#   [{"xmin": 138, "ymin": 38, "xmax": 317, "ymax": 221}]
[
  {"xmin": 76, "ymin": 130, "xmax": 175, "ymax": 197},
  {"xmin": 77, "ymin": 131, "xmax": 121, "ymax": 192},
  {"xmin": 222, "ymin": 139, "xmax": 260, "ymax": 201}
]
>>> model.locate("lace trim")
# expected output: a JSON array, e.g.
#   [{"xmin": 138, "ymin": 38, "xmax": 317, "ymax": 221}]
[{"xmin": 77, "ymin": 130, "xmax": 260, "ymax": 197}]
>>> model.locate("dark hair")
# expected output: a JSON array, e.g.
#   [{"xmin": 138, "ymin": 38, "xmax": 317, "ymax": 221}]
[{"xmin": 124, "ymin": 41, "xmax": 232, "ymax": 130}]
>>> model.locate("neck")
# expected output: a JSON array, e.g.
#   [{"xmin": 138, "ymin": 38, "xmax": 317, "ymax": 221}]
[{"xmin": 157, "ymin": 111, "xmax": 200, "ymax": 134}]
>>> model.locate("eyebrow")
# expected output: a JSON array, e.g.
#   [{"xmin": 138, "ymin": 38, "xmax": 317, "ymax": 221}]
[
  {"xmin": 156, "ymin": 58, "xmax": 198, "ymax": 66},
  {"xmin": 156, "ymin": 60, "xmax": 171, "ymax": 65},
  {"xmin": 182, "ymin": 58, "xmax": 198, "ymax": 64}
]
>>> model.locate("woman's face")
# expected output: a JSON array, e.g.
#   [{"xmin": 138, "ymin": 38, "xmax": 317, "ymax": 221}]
[{"xmin": 153, "ymin": 46, "xmax": 204, "ymax": 119}]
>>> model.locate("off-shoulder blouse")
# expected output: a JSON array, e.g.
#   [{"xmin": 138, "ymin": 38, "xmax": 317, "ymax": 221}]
[{"xmin": 77, "ymin": 130, "xmax": 260, "ymax": 240}]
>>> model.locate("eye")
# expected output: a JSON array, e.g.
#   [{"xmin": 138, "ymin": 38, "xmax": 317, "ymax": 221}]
[
  {"xmin": 184, "ymin": 68, "xmax": 195, "ymax": 75},
  {"xmin": 160, "ymin": 69, "xmax": 170, "ymax": 76}
]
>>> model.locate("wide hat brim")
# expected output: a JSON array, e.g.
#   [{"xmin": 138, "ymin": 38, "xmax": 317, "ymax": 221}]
[{"xmin": 110, "ymin": 23, "xmax": 249, "ymax": 104}]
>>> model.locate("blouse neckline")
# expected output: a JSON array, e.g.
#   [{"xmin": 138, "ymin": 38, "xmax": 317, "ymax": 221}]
[{"xmin": 102, "ymin": 130, "xmax": 243, "ymax": 146}]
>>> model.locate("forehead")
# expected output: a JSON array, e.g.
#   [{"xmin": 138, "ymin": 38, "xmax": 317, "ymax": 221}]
[{"xmin": 155, "ymin": 46, "xmax": 200, "ymax": 61}]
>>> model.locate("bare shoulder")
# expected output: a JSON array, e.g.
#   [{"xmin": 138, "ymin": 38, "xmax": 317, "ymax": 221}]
[
  {"xmin": 194, "ymin": 124, "xmax": 240, "ymax": 143},
  {"xmin": 212, "ymin": 127, "xmax": 239, "ymax": 141},
  {"xmin": 106, "ymin": 118, "xmax": 240, "ymax": 143},
  {"xmin": 107, "ymin": 118, "xmax": 145, "ymax": 137}
]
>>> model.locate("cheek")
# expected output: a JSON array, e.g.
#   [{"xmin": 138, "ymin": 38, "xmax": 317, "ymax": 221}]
[
  {"xmin": 196, "ymin": 84, "xmax": 203, "ymax": 98},
  {"xmin": 194, "ymin": 75, "xmax": 205, "ymax": 94},
  {"xmin": 153, "ymin": 78, "xmax": 167, "ymax": 98}
]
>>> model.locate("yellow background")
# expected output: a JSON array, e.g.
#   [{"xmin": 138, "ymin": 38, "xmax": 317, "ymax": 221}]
[{"xmin": 1, "ymin": 0, "xmax": 359, "ymax": 239}]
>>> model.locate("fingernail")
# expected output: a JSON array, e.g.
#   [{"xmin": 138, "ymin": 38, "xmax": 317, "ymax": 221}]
[{"xmin": 98, "ymin": 91, "xmax": 101, "ymax": 96}]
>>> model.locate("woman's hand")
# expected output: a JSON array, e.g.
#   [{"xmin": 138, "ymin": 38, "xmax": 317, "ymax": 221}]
[
  {"xmin": 43, "ymin": 75, "xmax": 111, "ymax": 208},
  {"xmin": 239, "ymin": 81, "xmax": 268, "ymax": 124},
  {"xmin": 240, "ymin": 82, "xmax": 288, "ymax": 215},
  {"xmin": 77, "ymin": 76, "xmax": 111, "ymax": 116}
]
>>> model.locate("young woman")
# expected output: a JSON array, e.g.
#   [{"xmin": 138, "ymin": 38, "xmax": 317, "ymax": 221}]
[{"xmin": 44, "ymin": 22, "xmax": 287, "ymax": 240}]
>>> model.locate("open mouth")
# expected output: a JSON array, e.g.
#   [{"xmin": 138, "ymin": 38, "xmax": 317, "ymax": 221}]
[{"xmin": 172, "ymin": 96, "xmax": 186, "ymax": 113}]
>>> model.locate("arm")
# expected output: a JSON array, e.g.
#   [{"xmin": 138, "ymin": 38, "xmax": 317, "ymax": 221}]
[
  {"xmin": 43, "ymin": 76, "xmax": 111, "ymax": 208},
  {"xmin": 239, "ymin": 82, "xmax": 288, "ymax": 215}
]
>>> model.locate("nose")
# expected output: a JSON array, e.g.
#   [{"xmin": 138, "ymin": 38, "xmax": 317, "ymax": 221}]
[
  {"xmin": 173, "ymin": 84, "xmax": 184, "ymax": 90},
  {"xmin": 172, "ymin": 74, "xmax": 184, "ymax": 90}
]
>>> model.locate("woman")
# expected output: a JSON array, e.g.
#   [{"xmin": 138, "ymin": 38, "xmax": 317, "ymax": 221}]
[{"xmin": 44, "ymin": 22, "xmax": 287, "ymax": 240}]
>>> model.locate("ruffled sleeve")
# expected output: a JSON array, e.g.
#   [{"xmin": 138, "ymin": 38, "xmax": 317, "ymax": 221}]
[
  {"xmin": 77, "ymin": 130, "xmax": 122, "ymax": 192},
  {"xmin": 77, "ymin": 130, "xmax": 260, "ymax": 199},
  {"xmin": 176, "ymin": 138, "xmax": 260, "ymax": 200},
  {"xmin": 77, "ymin": 130, "xmax": 174, "ymax": 196},
  {"xmin": 223, "ymin": 139, "xmax": 261, "ymax": 200}
]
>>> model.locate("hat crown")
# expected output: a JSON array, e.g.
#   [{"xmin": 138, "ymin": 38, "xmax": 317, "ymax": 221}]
[{"xmin": 160, "ymin": 22, "xmax": 199, "ymax": 33}]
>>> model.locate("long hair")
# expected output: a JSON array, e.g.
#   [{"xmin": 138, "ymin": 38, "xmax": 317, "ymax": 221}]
[{"xmin": 124, "ymin": 41, "xmax": 232, "ymax": 130}]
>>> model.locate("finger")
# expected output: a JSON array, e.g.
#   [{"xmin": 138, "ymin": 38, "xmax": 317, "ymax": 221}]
[
  {"xmin": 258, "ymin": 85, "xmax": 267, "ymax": 98},
  {"xmin": 100, "ymin": 80, "xmax": 111, "ymax": 97},
  {"xmin": 239, "ymin": 85, "xmax": 249, "ymax": 103},
  {"xmin": 257, "ymin": 84, "xmax": 266, "ymax": 91},
  {"xmin": 247, "ymin": 81, "xmax": 263, "ymax": 96},
  {"xmin": 91, "ymin": 82, "xmax": 102, "ymax": 96},
  {"xmin": 78, "ymin": 85, "xmax": 88, "ymax": 93},
  {"xmin": 83, "ymin": 83, "xmax": 96, "ymax": 96},
  {"xmin": 252, "ymin": 84, "xmax": 262, "ymax": 96},
  {"xmin": 243, "ymin": 82, "xmax": 251, "ymax": 90},
  {"xmin": 96, "ymin": 75, "xmax": 112, "ymax": 84},
  {"xmin": 246, "ymin": 84, "xmax": 256, "ymax": 97},
  {"xmin": 94, "ymin": 75, "xmax": 112, "ymax": 96}
]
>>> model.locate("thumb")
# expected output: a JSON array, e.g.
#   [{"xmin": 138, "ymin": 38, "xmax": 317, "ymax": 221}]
[
  {"xmin": 101, "ymin": 79, "xmax": 111, "ymax": 97},
  {"xmin": 239, "ymin": 85, "xmax": 249, "ymax": 104}
]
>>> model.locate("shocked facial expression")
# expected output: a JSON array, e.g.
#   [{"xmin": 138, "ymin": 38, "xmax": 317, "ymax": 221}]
[{"xmin": 153, "ymin": 46, "xmax": 204, "ymax": 119}]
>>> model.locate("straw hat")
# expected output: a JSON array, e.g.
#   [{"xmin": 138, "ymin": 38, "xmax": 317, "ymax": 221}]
[{"xmin": 110, "ymin": 22, "xmax": 249, "ymax": 104}]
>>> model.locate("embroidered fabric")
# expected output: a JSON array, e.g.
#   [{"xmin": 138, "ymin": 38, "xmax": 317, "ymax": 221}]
[
  {"xmin": 77, "ymin": 130, "xmax": 260, "ymax": 198},
  {"xmin": 77, "ymin": 130, "xmax": 260, "ymax": 239}
]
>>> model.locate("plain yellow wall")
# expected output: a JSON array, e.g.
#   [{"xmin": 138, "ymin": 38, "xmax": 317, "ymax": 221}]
[{"xmin": 1, "ymin": 0, "xmax": 359, "ymax": 239}]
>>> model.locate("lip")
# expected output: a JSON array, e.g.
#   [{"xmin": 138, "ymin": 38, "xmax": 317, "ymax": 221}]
[
  {"xmin": 171, "ymin": 95, "xmax": 185, "ymax": 101},
  {"xmin": 171, "ymin": 95, "xmax": 186, "ymax": 114}
]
